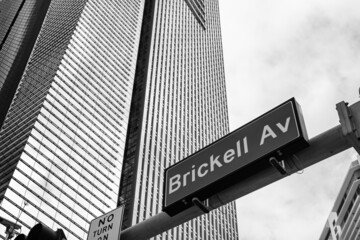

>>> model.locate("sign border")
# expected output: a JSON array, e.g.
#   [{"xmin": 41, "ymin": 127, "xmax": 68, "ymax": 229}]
[
  {"xmin": 163, "ymin": 98, "xmax": 308, "ymax": 215},
  {"xmin": 86, "ymin": 205, "xmax": 125, "ymax": 240}
]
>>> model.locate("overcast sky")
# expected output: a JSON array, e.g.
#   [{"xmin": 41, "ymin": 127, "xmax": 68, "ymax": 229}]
[{"xmin": 219, "ymin": 0, "xmax": 360, "ymax": 239}]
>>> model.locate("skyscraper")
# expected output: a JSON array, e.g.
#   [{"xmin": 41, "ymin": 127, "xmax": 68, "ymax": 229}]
[
  {"xmin": 118, "ymin": 0, "xmax": 238, "ymax": 239},
  {"xmin": 0, "ymin": 0, "xmax": 238, "ymax": 240},
  {"xmin": 0, "ymin": 0, "xmax": 144, "ymax": 239}
]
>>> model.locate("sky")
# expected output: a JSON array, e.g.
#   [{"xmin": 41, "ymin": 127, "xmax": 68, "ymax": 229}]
[{"xmin": 219, "ymin": 0, "xmax": 360, "ymax": 239}]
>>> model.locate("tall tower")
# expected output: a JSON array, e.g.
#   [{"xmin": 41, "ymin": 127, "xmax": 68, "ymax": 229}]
[
  {"xmin": 118, "ymin": 0, "xmax": 239, "ymax": 239},
  {"xmin": 0, "ymin": 0, "xmax": 144, "ymax": 239}
]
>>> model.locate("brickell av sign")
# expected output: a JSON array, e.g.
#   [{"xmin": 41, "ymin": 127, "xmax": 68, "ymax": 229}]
[
  {"xmin": 163, "ymin": 98, "xmax": 309, "ymax": 216},
  {"xmin": 87, "ymin": 206, "xmax": 124, "ymax": 240}
]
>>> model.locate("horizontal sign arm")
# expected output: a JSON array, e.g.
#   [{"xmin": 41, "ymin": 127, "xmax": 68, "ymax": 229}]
[
  {"xmin": 120, "ymin": 125, "xmax": 350, "ymax": 240},
  {"xmin": 120, "ymin": 100, "xmax": 360, "ymax": 240}
]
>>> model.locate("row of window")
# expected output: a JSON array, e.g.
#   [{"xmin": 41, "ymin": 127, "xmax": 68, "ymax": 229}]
[{"xmin": 131, "ymin": 1, "xmax": 235, "ymax": 239}]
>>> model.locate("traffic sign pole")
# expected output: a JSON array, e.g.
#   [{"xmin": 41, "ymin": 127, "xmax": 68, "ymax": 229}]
[{"xmin": 120, "ymin": 100, "xmax": 360, "ymax": 240}]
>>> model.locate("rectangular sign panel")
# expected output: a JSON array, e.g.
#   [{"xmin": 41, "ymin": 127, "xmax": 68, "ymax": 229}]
[
  {"xmin": 163, "ymin": 98, "xmax": 308, "ymax": 216},
  {"xmin": 87, "ymin": 206, "xmax": 124, "ymax": 240}
]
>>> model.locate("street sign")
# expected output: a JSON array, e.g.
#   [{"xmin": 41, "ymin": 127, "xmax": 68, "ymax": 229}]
[
  {"xmin": 163, "ymin": 98, "xmax": 309, "ymax": 216},
  {"xmin": 87, "ymin": 206, "xmax": 124, "ymax": 240}
]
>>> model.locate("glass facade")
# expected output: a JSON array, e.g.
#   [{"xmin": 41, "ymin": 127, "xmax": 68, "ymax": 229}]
[
  {"xmin": 0, "ymin": 0, "xmax": 51, "ymax": 128},
  {"xmin": 118, "ymin": 0, "xmax": 239, "ymax": 239},
  {"xmin": 0, "ymin": 0, "xmax": 144, "ymax": 239}
]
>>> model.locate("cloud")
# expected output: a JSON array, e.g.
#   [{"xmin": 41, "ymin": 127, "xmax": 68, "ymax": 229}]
[
  {"xmin": 219, "ymin": 0, "xmax": 360, "ymax": 239},
  {"xmin": 235, "ymin": 151, "xmax": 355, "ymax": 240},
  {"xmin": 223, "ymin": 0, "xmax": 360, "ymax": 132}
]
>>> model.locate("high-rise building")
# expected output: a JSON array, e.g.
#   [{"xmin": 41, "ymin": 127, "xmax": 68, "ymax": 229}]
[
  {"xmin": 0, "ymin": 0, "xmax": 144, "ymax": 239},
  {"xmin": 319, "ymin": 155, "xmax": 360, "ymax": 240},
  {"xmin": 118, "ymin": 0, "xmax": 238, "ymax": 239},
  {"xmin": 0, "ymin": 0, "xmax": 238, "ymax": 240}
]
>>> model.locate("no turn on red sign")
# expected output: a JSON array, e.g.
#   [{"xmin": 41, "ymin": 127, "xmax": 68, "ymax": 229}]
[{"xmin": 87, "ymin": 206, "xmax": 124, "ymax": 240}]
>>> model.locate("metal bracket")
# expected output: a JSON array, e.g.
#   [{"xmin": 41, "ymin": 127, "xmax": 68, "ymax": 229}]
[
  {"xmin": 336, "ymin": 101, "xmax": 360, "ymax": 154},
  {"xmin": 288, "ymin": 154, "xmax": 304, "ymax": 173},
  {"xmin": 192, "ymin": 198, "xmax": 210, "ymax": 214},
  {"xmin": 0, "ymin": 217, "xmax": 21, "ymax": 240},
  {"xmin": 269, "ymin": 157, "xmax": 287, "ymax": 175}
]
